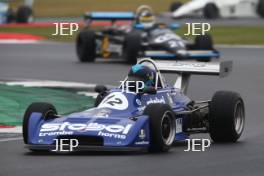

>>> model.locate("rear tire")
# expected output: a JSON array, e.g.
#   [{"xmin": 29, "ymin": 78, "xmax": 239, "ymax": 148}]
[
  {"xmin": 170, "ymin": 2, "xmax": 183, "ymax": 12},
  {"xmin": 16, "ymin": 5, "xmax": 33, "ymax": 23},
  {"xmin": 23, "ymin": 102, "xmax": 57, "ymax": 144},
  {"xmin": 76, "ymin": 28, "xmax": 96, "ymax": 62},
  {"xmin": 257, "ymin": 0, "xmax": 264, "ymax": 18},
  {"xmin": 209, "ymin": 91, "xmax": 245, "ymax": 143},
  {"xmin": 143, "ymin": 104, "xmax": 176, "ymax": 152},
  {"xmin": 203, "ymin": 3, "xmax": 219, "ymax": 19},
  {"xmin": 123, "ymin": 31, "xmax": 141, "ymax": 64},
  {"xmin": 194, "ymin": 34, "xmax": 214, "ymax": 62}
]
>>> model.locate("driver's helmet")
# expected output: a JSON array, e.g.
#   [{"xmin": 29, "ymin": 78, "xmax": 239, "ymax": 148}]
[
  {"xmin": 136, "ymin": 5, "xmax": 156, "ymax": 28},
  {"xmin": 127, "ymin": 64, "xmax": 156, "ymax": 91}
]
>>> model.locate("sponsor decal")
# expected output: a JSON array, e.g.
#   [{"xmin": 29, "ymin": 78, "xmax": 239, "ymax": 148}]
[
  {"xmin": 146, "ymin": 96, "xmax": 166, "ymax": 105},
  {"xmin": 136, "ymin": 99, "xmax": 142, "ymax": 106},
  {"xmin": 98, "ymin": 131, "xmax": 127, "ymax": 140},
  {"xmin": 176, "ymin": 118, "xmax": 182, "ymax": 133},
  {"xmin": 39, "ymin": 131, "xmax": 73, "ymax": 137},
  {"xmin": 39, "ymin": 122, "xmax": 132, "ymax": 139},
  {"xmin": 98, "ymin": 92, "xmax": 128, "ymax": 110},
  {"xmin": 135, "ymin": 141, "xmax": 149, "ymax": 145},
  {"xmin": 137, "ymin": 96, "xmax": 166, "ymax": 111},
  {"xmin": 139, "ymin": 129, "xmax": 146, "ymax": 140}
]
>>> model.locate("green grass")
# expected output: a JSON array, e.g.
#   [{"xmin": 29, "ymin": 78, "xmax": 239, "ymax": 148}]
[
  {"xmin": 0, "ymin": 84, "xmax": 94, "ymax": 126},
  {"xmin": 1, "ymin": 25, "xmax": 264, "ymax": 44},
  {"xmin": 10, "ymin": 0, "xmax": 188, "ymax": 17}
]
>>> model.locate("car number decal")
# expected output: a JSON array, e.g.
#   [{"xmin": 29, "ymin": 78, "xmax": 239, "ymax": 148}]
[{"xmin": 98, "ymin": 92, "xmax": 128, "ymax": 110}]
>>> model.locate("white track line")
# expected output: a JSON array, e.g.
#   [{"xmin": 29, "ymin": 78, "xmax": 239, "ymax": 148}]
[
  {"xmin": 0, "ymin": 137, "xmax": 22, "ymax": 142},
  {"xmin": 0, "ymin": 126, "xmax": 22, "ymax": 133},
  {"xmin": 2, "ymin": 80, "xmax": 115, "ymax": 90},
  {"xmin": 0, "ymin": 39, "xmax": 41, "ymax": 44}
]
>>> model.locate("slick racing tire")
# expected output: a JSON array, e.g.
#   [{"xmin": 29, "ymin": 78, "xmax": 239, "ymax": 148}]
[
  {"xmin": 76, "ymin": 28, "xmax": 96, "ymax": 62},
  {"xmin": 194, "ymin": 34, "xmax": 214, "ymax": 62},
  {"xmin": 170, "ymin": 2, "xmax": 183, "ymax": 12},
  {"xmin": 16, "ymin": 5, "xmax": 33, "ymax": 23},
  {"xmin": 209, "ymin": 91, "xmax": 245, "ymax": 143},
  {"xmin": 203, "ymin": 3, "xmax": 219, "ymax": 19},
  {"xmin": 23, "ymin": 102, "xmax": 57, "ymax": 144},
  {"xmin": 123, "ymin": 31, "xmax": 141, "ymax": 64},
  {"xmin": 257, "ymin": 0, "xmax": 264, "ymax": 18},
  {"xmin": 6, "ymin": 8, "xmax": 15, "ymax": 23},
  {"xmin": 144, "ymin": 103, "xmax": 176, "ymax": 152}
]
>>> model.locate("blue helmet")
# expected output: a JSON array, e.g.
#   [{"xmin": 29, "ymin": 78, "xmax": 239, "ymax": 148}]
[{"xmin": 127, "ymin": 64, "xmax": 156, "ymax": 91}]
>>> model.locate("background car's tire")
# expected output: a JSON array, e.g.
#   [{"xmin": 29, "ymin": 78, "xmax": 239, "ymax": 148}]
[
  {"xmin": 76, "ymin": 29, "xmax": 96, "ymax": 62},
  {"xmin": 23, "ymin": 102, "xmax": 57, "ymax": 144},
  {"xmin": 195, "ymin": 34, "xmax": 213, "ymax": 50},
  {"xmin": 6, "ymin": 8, "xmax": 15, "ymax": 23},
  {"xmin": 203, "ymin": 3, "xmax": 219, "ymax": 19},
  {"xmin": 194, "ymin": 34, "xmax": 214, "ymax": 62},
  {"xmin": 16, "ymin": 5, "xmax": 33, "ymax": 23},
  {"xmin": 257, "ymin": 0, "xmax": 264, "ymax": 18},
  {"xmin": 123, "ymin": 31, "xmax": 141, "ymax": 64},
  {"xmin": 143, "ymin": 103, "xmax": 176, "ymax": 152},
  {"xmin": 170, "ymin": 2, "xmax": 183, "ymax": 12},
  {"xmin": 209, "ymin": 91, "xmax": 245, "ymax": 143}
]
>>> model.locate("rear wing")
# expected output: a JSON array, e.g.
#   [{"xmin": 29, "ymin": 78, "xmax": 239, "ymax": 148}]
[
  {"xmin": 155, "ymin": 60, "xmax": 232, "ymax": 77},
  {"xmin": 137, "ymin": 58, "xmax": 233, "ymax": 93},
  {"xmin": 84, "ymin": 12, "xmax": 135, "ymax": 21}
]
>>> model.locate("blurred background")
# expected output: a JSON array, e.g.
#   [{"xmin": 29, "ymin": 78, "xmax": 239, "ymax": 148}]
[{"xmin": 0, "ymin": 0, "xmax": 263, "ymax": 44}]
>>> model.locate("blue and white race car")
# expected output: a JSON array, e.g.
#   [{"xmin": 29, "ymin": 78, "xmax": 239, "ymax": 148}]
[{"xmin": 23, "ymin": 58, "xmax": 245, "ymax": 153}]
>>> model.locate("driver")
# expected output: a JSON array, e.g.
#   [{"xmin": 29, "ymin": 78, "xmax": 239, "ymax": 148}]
[
  {"xmin": 135, "ymin": 5, "xmax": 156, "ymax": 28},
  {"xmin": 126, "ymin": 64, "xmax": 156, "ymax": 92}
]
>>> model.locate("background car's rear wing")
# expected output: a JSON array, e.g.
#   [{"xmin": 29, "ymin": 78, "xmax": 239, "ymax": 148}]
[
  {"xmin": 144, "ymin": 50, "xmax": 220, "ymax": 60},
  {"xmin": 84, "ymin": 12, "xmax": 135, "ymax": 22}
]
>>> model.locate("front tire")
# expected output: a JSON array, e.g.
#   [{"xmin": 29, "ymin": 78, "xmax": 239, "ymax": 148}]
[
  {"xmin": 23, "ymin": 102, "xmax": 57, "ymax": 144},
  {"xmin": 123, "ymin": 31, "xmax": 141, "ymax": 64},
  {"xmin": 16, "ymin": 5, "xmax": 33, "ymax": 23},
  {"xmin": 194, "ymin": 34, "xmax": 214, "ymax": 62},
  {"xmin": 143, "ymin": 104, "xmax": 176, "ymax": 152},
  {"xmin": 76, "ymin": 28, "xmax": 96, "ymax": 62},
  {"xmin": 209, "ymin": 91, "xmax": 245, "ymax": 143}
]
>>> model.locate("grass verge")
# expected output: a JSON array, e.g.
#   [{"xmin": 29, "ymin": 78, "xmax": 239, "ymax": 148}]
[
  {"xmin": 10, "ymin": 0, "xmax": 188, "ymax": 17},
  {"xmin": 0, "ymin": 84, "xmax": 94, "ymax": 126}
]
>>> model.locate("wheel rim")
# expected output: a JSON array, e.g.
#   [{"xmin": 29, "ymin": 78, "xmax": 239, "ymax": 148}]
[
  {"xmin": 161, "ymin": 111, "xmax": 176, "ymax": 145},
  {"xmin": 234, "ymin": 101, "xmax": 245, "ymax": 135}
]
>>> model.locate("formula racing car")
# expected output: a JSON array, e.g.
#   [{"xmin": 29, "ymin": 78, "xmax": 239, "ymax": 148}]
[
  {"xmin": 170, "ymin": 0, "xmax": 264, "ymax": 19},
  {"xmin": 0, "ymin": 0, "xmax": 34, "ymax": 24},
  {"xmin": 76, "ymin": 5, "xmax": 219, "ymax": 64},
  {"xmin": 23, "ymin": 58, "xmax": 245, "ymax": 153}
]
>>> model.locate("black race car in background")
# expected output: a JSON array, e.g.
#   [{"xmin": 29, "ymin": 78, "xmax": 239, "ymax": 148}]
[{"xmin": 76, "ymin": 5, "xmax": 219, "ymax": 64}]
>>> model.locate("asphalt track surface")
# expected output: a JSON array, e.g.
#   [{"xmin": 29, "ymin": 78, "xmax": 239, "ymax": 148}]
[{"xmin": 0, "ymin": 43, "xmax": 264, "ymax": 176}]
